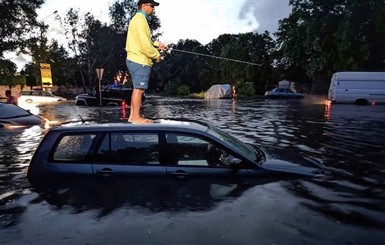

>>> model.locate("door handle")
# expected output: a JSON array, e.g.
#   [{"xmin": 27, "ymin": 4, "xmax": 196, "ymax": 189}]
[
  {"xmin": 172, "ymin": 171, "xmax": 190, "ymax": 179},
  {"xmin": 96, "ymin": 168, "xmax": 116, "ymax": 177}
]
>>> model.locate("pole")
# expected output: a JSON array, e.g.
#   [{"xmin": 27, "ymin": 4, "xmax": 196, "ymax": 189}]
[{"xmin": 96, "ymin": 68, "xmax": 104, "ymax": 106}]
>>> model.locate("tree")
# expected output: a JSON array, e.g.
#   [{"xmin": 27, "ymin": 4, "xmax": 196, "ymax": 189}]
[
  {"xmin": 206, "ymin": 32, "xmax": 275, "ymax": 95},
  {"xmin": 0, "ymin": 0, "xmax": 44, "ymax": 58},
  {"xmin": 275, "ymin": 0, "xmax": 385, "ymax": 89},
  {"xmin": 161, "ymin": 39, "xmax": 210, "ymax": 94},
  {"xmin": 109, "ymin": 0, "xmax": 138, "ymax": 34},
  {"xmin": 0, "ymin": 59, "xmax": 17, "ymax": 87},
  {"xmin": 22, "ymin": 23, "xmax": 72, "ymax": 88}
]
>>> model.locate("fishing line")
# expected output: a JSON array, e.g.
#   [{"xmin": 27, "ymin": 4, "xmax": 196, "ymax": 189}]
[{"xmin": 166, "ymin": 48, "xmax": 262, "ymax": 66}]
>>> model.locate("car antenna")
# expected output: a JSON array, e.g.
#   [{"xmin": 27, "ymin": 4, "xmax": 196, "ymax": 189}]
[{"xmin": 65, "ymin": 100, "xmax": 86, "ymax": 124}]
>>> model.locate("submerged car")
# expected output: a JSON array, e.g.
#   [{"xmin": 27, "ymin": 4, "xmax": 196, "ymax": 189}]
[
  {"xmin": 265, "ymin": 88, "xmax": 304, "ymax": 99},
  {"xmin": 75, "ymin": 87, "xmax": 145, "ymax": 106},
  {"xmin": 18, "ymin": 90, "xmax": 67, "ymax": 104},
  {"xmin": 27, "ymin": 119, "xmax": 326, "ymax": 182},
  {"xmin": 0, "ymin": 102, "xmax": 45, "ymax": 127}
]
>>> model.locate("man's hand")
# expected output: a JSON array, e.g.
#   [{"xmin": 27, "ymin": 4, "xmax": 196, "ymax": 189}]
[
  {"xmin": 157, "ymin": 43, "xmax": 168, "ymax": 51},
  {"xmin": 155, "ymin": 56, "xmax": 161, "ymax": 63}
]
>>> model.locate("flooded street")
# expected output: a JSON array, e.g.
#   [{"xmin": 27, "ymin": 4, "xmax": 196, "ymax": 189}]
[{"xmin": 1, "ymin": 95, "xmax": 385, "ymax": 244}]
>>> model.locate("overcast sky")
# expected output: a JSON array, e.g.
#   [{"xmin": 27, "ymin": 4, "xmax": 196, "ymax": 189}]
[{"xmin": 8, "ymin": 0, "xmax": 292, "ymax": 69}]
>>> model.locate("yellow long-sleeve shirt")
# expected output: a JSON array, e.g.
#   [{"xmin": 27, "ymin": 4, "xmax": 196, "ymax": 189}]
[{"xmin": 125, "ymin": 12, "xmax": 160, "ymax": 67}]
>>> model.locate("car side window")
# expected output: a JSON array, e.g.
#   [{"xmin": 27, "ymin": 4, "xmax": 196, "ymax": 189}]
[
  {"xmin": 52, "ymin": 134, "xmax": 96, "ymax": 162},
  {"xmin": 164, "ymin": 133, "xmax": 234, "ymax": 168},
  {"xmin": 96, "ymin": 133, "xmax": 159, "ymax": 165}
]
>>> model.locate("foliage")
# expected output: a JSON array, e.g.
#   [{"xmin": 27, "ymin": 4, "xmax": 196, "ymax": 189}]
[
  {"xmin": 0, "ymin": 0, "xmax": 44, "ymax": 88},
  {"xmin": 0, "ymin": 74, "xmax": 26, "ymax": 88},
  {"xmin": 190, "ymin": 91, "xmax": 205, "ymax": 98},
  {"xmin": 176, "ymin": 84, "xmax": 190, "ymax": 96},
  {"xmin": 0, "ymin": 59, "xmax": 17, "ymax": 76},
  {"xmin": 109, "ymin": 0, "xmax": 138, "ymax": 34},
  {"xmin": 236, "ymin": 81, "xmax": 255, "ymax": 97},
  {"xmin": 0, "ymin": 0, "xmax": 44, "ymax": 57},
  {"xmin": 275, "ymin": 0, "xmax": 385, "ymax": 86},
  {"xmin": 163, "ymin": 81, "xmax": 179, "ymax": 96},
  {"xmin": 160, "ymin": 39, "xmax": 211, "ymax": 94}
]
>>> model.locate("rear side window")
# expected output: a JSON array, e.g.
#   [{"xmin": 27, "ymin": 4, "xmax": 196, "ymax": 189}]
[
  {"xmin": 52, "ymin": 134, "xmax": 96, "ymax": 161},
  {"xmin": 96, "ymin": 133, "xmax": 159, "ymax": 165}
]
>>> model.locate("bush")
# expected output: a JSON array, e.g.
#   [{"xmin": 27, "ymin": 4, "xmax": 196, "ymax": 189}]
[
  {"xmin": 190, "ymin": 91, "xmax": 205, "ymax": 98},
  {"xmin": 237, "ymin": 82, "xmax": 255, "ymax": 97},
  {"xmin": 177, "ymin": 84, "xmax": 190, "ymax": 96},
  {"xmin": 164, "ymin": 81, "xmax": 179, "ymax": 95}
]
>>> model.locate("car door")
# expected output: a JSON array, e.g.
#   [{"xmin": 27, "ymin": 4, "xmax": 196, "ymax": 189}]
[
  {"xmin": 162, "ymin": 133, "xmax": 252, "ymax": 182},
  {"xmin": 92, "ymin": 132, "xmax": 166, "ymax": 177}
]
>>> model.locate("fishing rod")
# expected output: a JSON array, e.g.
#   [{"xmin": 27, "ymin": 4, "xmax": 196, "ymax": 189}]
[{"xmin": 165, "ymin": 48, "xmax": 262, "ymax": 66}]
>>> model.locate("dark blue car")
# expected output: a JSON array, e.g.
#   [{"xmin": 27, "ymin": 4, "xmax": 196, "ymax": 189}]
[
  {"xmin": 27, "ymin": 119, "xmax": 325, "ymax": 182},
  {"xmin": 0, "ymin": 102, "xmax": 45, "ymax": 128}
]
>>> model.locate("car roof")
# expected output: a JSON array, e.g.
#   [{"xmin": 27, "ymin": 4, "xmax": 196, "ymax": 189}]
[
  {"xmin": 49, "ymin": 119, "xmax": 210, "ymax": 133},
  {"xmin": 0, "ymin": 102, "xmax": 32, "ymax": 118}
]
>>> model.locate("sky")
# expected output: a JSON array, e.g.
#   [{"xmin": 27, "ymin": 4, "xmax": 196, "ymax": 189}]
[{"xmin": 7, "ymin": 0, "xmax": 292, "ymax": 70}]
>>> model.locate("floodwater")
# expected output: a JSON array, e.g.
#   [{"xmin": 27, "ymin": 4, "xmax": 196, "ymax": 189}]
[{"xmin": 1, "ymin": 95, "xmax": 385, "ymax": 245}]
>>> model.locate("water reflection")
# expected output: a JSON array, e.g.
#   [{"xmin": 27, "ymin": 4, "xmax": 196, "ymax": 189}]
[{"xmin": 28, "ymin": 177, "xmax": 284, "ymax": 217}]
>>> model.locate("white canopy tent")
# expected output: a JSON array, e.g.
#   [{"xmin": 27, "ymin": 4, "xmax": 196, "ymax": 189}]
[{"xmin": 204, "ymin": 84, "xmax": 231, "ymax": 99}]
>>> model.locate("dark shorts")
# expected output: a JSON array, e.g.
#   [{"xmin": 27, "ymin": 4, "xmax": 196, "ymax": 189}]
[{"xmin": 126, "ymin": 60, "xmax": 151, "ymax": 90}]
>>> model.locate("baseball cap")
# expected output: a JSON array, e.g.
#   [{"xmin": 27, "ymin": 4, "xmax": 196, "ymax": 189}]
[{"xmin": 137, "ymin": 0, "xmax": 159, "ymax": 6}]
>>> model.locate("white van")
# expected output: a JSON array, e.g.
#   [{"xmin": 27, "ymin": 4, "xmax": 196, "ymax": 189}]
[{"xmin": 328, "ymin": 72, "xmax": 385, "ymax": 105}]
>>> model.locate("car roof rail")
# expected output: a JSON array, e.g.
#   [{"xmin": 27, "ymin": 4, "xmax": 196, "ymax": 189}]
[{"xmin": 153, "ymin": 117, "xmax": 210, "ymax": 127}]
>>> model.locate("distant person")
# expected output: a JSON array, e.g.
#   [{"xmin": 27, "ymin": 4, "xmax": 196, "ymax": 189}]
[
  {"xmin": 125, "ymin": 0, "xmax": 167, "ymax": 124},
  {"xmin": 5, "ymin": 90, "xmax": 18, "ymax": 106},
  {"xmin": 112, "ymin": 75, "xmax": 121, "ymax": 88},
  {"xmin": 231, "ymin": 85, "xmax": 237, "ymax": 100}
]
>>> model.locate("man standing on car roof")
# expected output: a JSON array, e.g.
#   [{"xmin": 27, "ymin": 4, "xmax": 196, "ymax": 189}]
[{"xmin": 125, "ymin": 0, "xmax": 167, "ymax": 124}]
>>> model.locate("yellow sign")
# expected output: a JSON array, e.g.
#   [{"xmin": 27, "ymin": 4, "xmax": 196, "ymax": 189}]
[{"xmin": 40, "ymin": 63, "xmax": 53, "ymax": 88}]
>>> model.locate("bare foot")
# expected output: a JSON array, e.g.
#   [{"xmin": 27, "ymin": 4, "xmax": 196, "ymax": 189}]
[
  {"xmin": 131, "ymin": 118, "xmax": 153, "ymax": 124},
  {"xmin": 128, "ymin": 114, "xmax": 144, "ymax": 123}
]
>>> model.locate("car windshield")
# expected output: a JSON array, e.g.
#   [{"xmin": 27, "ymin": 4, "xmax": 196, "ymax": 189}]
[
  {"xmin": 207, "ymin": 125, "xmax": 260, "ymax": 162},
  {"xmin": 0, "ymin": 103, "xmax": 31, "ymax": 119}
]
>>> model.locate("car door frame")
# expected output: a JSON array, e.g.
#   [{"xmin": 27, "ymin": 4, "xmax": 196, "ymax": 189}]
[
  {"xmin": 91, "ymin": 130, "xmax": 166, "ymax": 178},
  {"xmin": 159, "ymin": 131, "xmax": 259, "ymax": 182}
]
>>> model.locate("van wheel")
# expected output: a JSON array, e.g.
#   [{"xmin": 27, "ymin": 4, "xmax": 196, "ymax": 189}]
[
  {"xmin": 26, "ymin": 99, "xmax": 33, "ymax": 103},
  {"xmin": 354, "ymin": 99, "xmax": 368, "ymax": 105}
]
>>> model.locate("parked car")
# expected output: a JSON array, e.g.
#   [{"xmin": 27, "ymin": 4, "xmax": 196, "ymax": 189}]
[
  {"xmin": 75, "ymin": 87, "xmax": 145, "ymax": 106},
  {"xmin": 265, "ymin": 88, "xmax": 304, "ymax": 99},
  {"xmin": 18, "ymin": 90, "xmax": 67, "ymax": 104},
  {"xmin": 27, "ymin": 119, "xmax": 326, "ymax": 182},
  {"xmin": 0, "ymin": 102, "xmax": 45, "ymax": 127}
]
